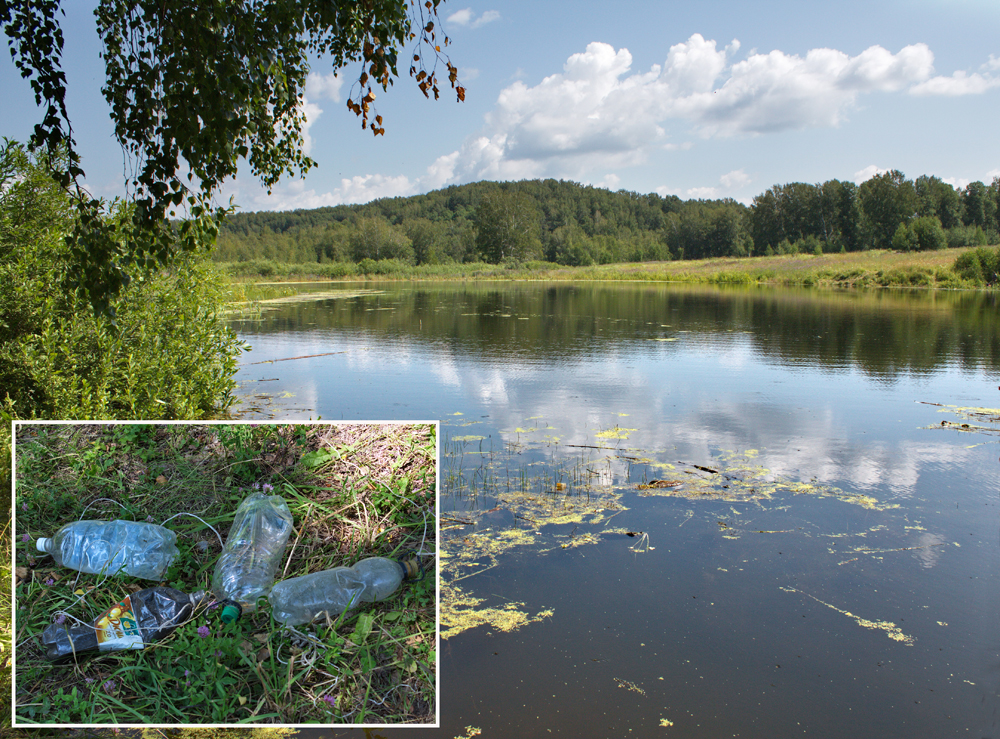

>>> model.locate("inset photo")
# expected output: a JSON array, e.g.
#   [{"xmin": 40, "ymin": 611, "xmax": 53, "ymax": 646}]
[{"xmin": 12, "ymin": 421, "xmax": 438, "ymax": 728}]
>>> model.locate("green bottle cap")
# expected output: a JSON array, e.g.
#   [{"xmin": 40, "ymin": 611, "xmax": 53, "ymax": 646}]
[{"xmin": 220, "ymin": 602, "xmax": 242, "ymax": 624}]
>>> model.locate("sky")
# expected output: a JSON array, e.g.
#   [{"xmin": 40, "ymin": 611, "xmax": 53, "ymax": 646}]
[{"xmin": 2, "ymin": 0, "xmax": 999, "ymax": 212}]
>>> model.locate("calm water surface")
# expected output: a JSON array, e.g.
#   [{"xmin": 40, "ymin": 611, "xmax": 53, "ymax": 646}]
[{"xmin": 230, "ymin": 282, "xmax": 1000, "ymax": 737}]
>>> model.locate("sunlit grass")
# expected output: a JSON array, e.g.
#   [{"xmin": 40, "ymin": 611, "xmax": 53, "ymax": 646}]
[{"xmin": 218, "ymin": 246, "xmax": 995, "ymax": 290}]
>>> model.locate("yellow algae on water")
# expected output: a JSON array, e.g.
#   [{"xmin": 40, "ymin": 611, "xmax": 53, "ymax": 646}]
[
  {"xmin": 781, "ymin": 586, "xmax": 914, "ymax": 646},
  {"xmin": 451, "ymin": 435, "xmax": 486, "ymax": 442},
  {"xmin": 596, "ymin": 427, "xmax": 637, "ymax": 439},
  {"xmin": 440, "ymin": 582, "xmax": 553, "ymax": 640},
  {"xmin": 660, "ymin": 718, "xmax": 675, "ymax": 728}
]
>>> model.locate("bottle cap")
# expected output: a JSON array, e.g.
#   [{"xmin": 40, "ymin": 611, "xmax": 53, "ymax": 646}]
[
  {"xmin": 36, "ymin": 537, "xmax": 51, "ymax": 554},
  {"xmin": 399, "ymin": 557, "xmax": 423, "ymax": 581},
  {"xmin": 220, "ymin": 601, "xmax": 242, "ymax": 624}
]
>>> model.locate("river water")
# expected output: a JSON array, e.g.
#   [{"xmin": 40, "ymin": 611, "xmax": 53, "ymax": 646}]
[{"xmin": 230, "ymin": 282, "xmax": 1000, "ymax": 738}]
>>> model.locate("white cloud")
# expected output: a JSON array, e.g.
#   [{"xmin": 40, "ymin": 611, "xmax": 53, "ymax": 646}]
[
  {"xmin": 233, "ymin": 173, "xmax": 417, "ymax": 210},
  {"xmin": 720, "ymin": 168, "xmax": 750, "ymax": 189},
  {"xmin": 942, "ymin": 176, "xmax": 971, "ymax": 190},
  {"xmin": 426, "ymin": 36, "xmax": 939, "ymax": 184},
  {"xmin": 909, "ymin": 53, "xmax": 1000, "ymax": 95},
  {"xmin": 686, "ymin": 186, "xmax": 718, "ymax": 199},
  {"xmin": 446, "ymin": 8, "xmax": 473, "ymax": 25},
  {"xmin": 853, "ymin": 164, "xmax": 887, "ymax": 183},
  {"xmin": 474, "ymin": 10, "xmax": 500, "ymax": 28},
  {"xmin": 910, "ymin": 70, "xmax": 1000, "ymax": 95},
  {"xmin": 297, "ymin": 73, "xmax": 346, "ymax": 156},
  {"xmin": 596, "ymin": 173, "xmax": 621, "ymax": 190},
  {"xmin": 298, "ymin": 100, "xmax": 323, "ymax": 156},
  {"xmin": 305, "ymin": 72, "xmax": 344, "ymax": 102},
  {"xmin": 446, "ymin": 8, "xmax": 500, "ymax": 28},
  {"xmin": 248, "ymin": 35, "xmax": 996, "ymax": 209},
  {"xmin": 678, "ymin": 168, "xmax": 750, "ymax": 202}
]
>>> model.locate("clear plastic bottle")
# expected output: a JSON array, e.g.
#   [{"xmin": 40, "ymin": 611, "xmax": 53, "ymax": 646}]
[
  {"xmin": 36, "ymin": 520, "xmax": 179, "ymax": 580},
  {"xmin": 211, "ymin": 491, "xmax": 294, "ymax": 622},
  {"xmin": 41, "ymin": 586, "xmax": 206, "ymax": 663},
  {"xmin": 268, "ymin": 556, "xmax": 420, "ymax": 626}
]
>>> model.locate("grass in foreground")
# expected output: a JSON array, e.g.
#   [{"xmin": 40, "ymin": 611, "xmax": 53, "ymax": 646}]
[{"xmin": 13, "ymin": 423, "xmax": 437, "ymax": 726}]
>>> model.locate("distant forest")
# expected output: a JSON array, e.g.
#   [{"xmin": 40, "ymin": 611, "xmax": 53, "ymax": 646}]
[{"xmin": 215, "ymin": 172, "xmax": 1000, "ymax": 267}]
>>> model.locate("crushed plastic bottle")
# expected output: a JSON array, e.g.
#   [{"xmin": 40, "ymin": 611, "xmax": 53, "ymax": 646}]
[
  {"xmin": 41, "ymin": 587, "xmax": 205, "ymax": 663},
  {"xmin": 36, "ymin": 520, "xmax": 179, "ymax": 580},
  {"xmin": 268, "ymin": 556, "xmax": 421, "ymax": 626},
  {"xmin": 211, "ymin": 491, "xmax": 294, "ymax": 623}
]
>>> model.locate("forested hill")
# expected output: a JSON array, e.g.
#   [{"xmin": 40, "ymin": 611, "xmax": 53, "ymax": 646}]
[{"xmin": 215, "ymin": 174, "xmax": 1000, "ymax": 267}]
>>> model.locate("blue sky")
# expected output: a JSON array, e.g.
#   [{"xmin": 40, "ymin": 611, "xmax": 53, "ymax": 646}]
[{"xmin": 2, "ymin": 0, "xmax": 999, "ymax": 211}]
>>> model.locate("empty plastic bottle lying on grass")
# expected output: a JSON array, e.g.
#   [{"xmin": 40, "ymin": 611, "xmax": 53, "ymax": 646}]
[
  {"xmin": 212, "ymin": 491, "xmax": 294, "ymax": 623},
  {"xmin": 41, "ymin": 586, "xmax": 205, "ymax": 663},
  {"xmin": 36, "ymin": 520, "xmax": 179, "ymax": 580},
  {"xmin": 268, "ymin": 557, "xmax": 421, "ymax": 626}
]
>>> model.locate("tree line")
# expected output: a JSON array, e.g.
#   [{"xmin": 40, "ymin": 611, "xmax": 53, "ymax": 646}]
[{"xmin": 215, "ymin": 173, "xmax": 1000, "ymax": 267}]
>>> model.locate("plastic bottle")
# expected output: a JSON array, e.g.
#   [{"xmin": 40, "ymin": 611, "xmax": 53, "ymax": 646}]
[
  {"xmin": 41, "ymin": 587, "xmax": 206, "ymax": 663},
  {"xmin": 268, "ymin": 556, "xmax": 420, "ymax": 626},
  {"xmin": 36, "ymin": 520, "xmax": 179, "ymax": 580},
  {"xmin": 211, "ymin": 491, "xmax": 294, "ymax": 623}
]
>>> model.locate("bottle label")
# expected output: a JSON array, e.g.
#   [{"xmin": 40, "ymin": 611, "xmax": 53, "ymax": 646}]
[{"xmin": 95, "ymin": 596, "xmax": 144, "ymax": 652}]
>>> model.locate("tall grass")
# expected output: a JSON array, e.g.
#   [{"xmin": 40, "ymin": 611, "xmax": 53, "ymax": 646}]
[{"xmin": 218, "ymin": 247, "xmax": 998, "ymax": 290}]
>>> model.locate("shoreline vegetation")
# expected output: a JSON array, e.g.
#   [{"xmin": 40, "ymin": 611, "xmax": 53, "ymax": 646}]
[{"xmin": 220, "ymin": 245, "xmax": 999, "ymax": 294}]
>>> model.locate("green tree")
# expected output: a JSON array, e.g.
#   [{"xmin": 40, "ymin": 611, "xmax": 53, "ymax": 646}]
[
  {"xmin": 405, "ymin": 217, "xmax": 446, "ymax": 265},
  {"xmin": 961, "ymin": 181, "xmax": 997, "ymax": 235},
  {"xmin": 915, "ymin": 175, "xmax": 962, "ymax": 229},
  {"xmin": 2, "ymin": 0, "xmax": 464, "ymax": 311},
  {"xmin": 858, "ymin": 170, "xmax": 917, "ymax": 250},
  {"xmin": 892, "ymin": 215, "xmax": 946, "ymax": 252},
  {"xmin": 475, "ymin": 187, "xmax": 542, "ymax": 263},
  {"xmin": 349, "ymin": 215, "xmax": 414, "ymax": 263}
]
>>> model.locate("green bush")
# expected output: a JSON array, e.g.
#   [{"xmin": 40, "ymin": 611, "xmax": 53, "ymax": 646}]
[
  {"xmin": 893, "ymin": 216, "xmax": 946, "ymax": 252},
  {"xmin": 0, "ymin": 141, "xmax": 244, "ymax": 420},
  {"xmin": 357, "ymin": 257, "xmax": 409, "ymax": 275},
  {"xmin": 947, "ymin": 224, "xmax": 989, "ymax": 248},
  {"xmin": 953, "ymin": 246, "xmax": 1000, "ymax": 285}
]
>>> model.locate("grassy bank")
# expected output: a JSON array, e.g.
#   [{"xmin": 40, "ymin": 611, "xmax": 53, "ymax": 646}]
[{"xmin": 218, "ymin": 246, "xmax": 997, "ymax": 291}]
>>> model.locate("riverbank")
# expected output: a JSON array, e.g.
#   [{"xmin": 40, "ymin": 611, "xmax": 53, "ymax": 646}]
[{"xmin": 219, "ymin": 245, "xmax": 996, "ymax": 291}]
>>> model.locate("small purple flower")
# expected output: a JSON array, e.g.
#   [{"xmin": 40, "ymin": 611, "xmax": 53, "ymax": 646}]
[
  {"xmin": 146, "ymin": 515, "xmax": 155, "ymax": 523},
  {"xmin": 215, "ymin": 649, "xmax": 223, "ymax": 657},
  {"xmin": 197, "ymin": 625, "xmax": 210, "ymax": 638},
  {"xmin": 21, "ymin": 533, "xmax": 29, "ymax": 543},
  {"xmin": 21, "ymin": 502, "xmax": 28, "ymax": 512},
  {"xmin": 262, "ymin": 483, "xmax": 274, "ymax": 493},
  {"xmin": 322, "ymin": 695, "xmax": 337, "ymax": 707},
  {"xmin": 55, "ymin": 614, "xmax": 66, "ymax": 625},
  {"xmin": 44, "ymin": 577, "xmax": 54, "ymax": 586},
  {"xmin": 184, "ymin": 669, "xmax": 190, "ymax": 678},
  {"xmin": 252, "ymin": 482, "xmax": 261, "ymax": 490},
  {"xmin": 103, "ymin": 680, "xmax": 115, "ymax": 694},
  {"xmin": 85, "ymin": 678, "xmax": 95, "ymax": 684}
]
